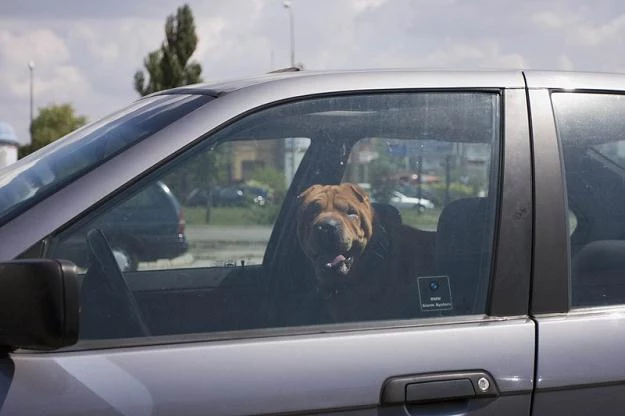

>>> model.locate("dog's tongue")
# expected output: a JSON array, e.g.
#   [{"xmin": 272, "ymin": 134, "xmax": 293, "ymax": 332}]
[{"xmin": 325, "ymin": 254, "xmax": 346, "ymax": 269}]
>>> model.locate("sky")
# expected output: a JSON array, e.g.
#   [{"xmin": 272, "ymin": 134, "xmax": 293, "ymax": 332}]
[{"xmin": 2, "ymin": 0, "xmax": 625, "ymax": 145}]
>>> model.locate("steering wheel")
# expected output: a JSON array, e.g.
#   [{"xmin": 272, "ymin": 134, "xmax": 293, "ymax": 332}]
[{"xmin": 83, "ymin": 228, "xmax": 150, "ymax": 337}]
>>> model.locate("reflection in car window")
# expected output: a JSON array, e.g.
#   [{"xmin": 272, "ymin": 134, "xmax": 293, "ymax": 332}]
[
  {"xmin": 48, "ymin": 91, "xmax": 501, "ymax": 343},
  {"xmin": 554, "ymin": 92, "xmax": 625, "ymax": 308},
  {"xmin": 0, "ymin": 94, "xmax": 212, "ymax": 226}
]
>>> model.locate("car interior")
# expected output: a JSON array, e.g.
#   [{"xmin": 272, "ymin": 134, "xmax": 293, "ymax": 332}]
[
  {"xmin": 566, "ymin": 145, "xmax": 625, "ymax": 307},
  {"xmin": 44, "ymin": 92, "xmax": 501, "ymax": 343}
]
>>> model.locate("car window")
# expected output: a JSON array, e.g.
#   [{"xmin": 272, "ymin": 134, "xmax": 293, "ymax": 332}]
[
  {"xmin": 553, "ymin": 92, "xmax": 625, "ymax": 308},
  {"xmin": 45, "ymin": 91, "xmax": 501, "ymax": 344},
  {"xmin": 0, "ymin": 94, "xmax": 212, "ymax": 227},
  {"xmin": 344, "ymin": 138, "xmax": 492, "ymax": 231}
]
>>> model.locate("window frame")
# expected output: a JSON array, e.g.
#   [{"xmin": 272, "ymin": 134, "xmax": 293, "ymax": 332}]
[{"xmin": 17, "ymin": 86, "xmax": 532, "ymax": 351}]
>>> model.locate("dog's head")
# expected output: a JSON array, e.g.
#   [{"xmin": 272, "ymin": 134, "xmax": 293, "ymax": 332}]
[{"xmin": 296, "ymin": 183, "xmax": 374, "ymax": 282}]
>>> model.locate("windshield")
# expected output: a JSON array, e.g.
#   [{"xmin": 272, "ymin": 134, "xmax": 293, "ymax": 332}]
[{"xmin": 0, "ymin": 93, "xmax": 212, "ymax": 226}]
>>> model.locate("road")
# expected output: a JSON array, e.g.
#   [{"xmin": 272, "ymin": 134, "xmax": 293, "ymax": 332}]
[{"xmin": 185, "ymin": 225, "xmax": 272, "ymax": 243}]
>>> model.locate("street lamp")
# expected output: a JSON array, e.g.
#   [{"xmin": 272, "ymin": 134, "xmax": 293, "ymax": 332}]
[
  {"xmin": 282, "ymin": 1, "xmax": 297, "ymax": 184},
  {"xmin": 283, "ymin": 1, "xmax": 295, "ymax": 67},
  {"xmin": 27, "ymin": 61, "xmax": 35, "ymax": 142}
]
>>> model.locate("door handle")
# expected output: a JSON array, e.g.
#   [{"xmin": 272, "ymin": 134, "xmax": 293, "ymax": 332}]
[{"xmin": 381, "ymin": 371, "xmax": 498, "ymax": 405}]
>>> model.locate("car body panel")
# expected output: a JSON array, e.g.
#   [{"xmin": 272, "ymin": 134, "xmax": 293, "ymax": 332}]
[
  {"xmin": 532, "ymin": 312, "xmax": 625, "ymax": 416},
  {"xmin": 535, "ymin": 312, "xmax": 625, "ymax": 389},
  {"xmin": 0, "ymin": 70, "xmax": 540, "ymax": 415},
  {"xmin": 1, "ymin": 319, "xmax": 534, "ymax": 416},
  {"xmin": 168, "ymin": 69, "xmax": 526, "ymax": 94}
]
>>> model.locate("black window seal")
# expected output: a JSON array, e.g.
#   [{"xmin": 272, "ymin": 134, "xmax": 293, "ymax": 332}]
[{"xmin": 488, "ymin": 88, "xmax": 533, "ymax": 316}]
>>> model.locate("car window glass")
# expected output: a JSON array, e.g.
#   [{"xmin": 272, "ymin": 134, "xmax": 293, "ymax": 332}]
[
  {"xmin": 46, "ymin": 91, "xmax": 501, "ymax": 344},
  {"xmin": 0, "ymin": 94, "xmax": 212, "ymax": 227},
  {"xmin": 553, "ymin": 92, "xmax": 625, "ymax": 308},
  {"xmin": 48, "ymin": 137, "xmax": 306, "ymax": 272},
  {"xmin": 344, "ymin": 138, "xmax": 492, "ymax": 230}
]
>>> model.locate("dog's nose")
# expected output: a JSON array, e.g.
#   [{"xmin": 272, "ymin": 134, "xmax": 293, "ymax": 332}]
[{"xmin": 315, "ymin": 219, "xmax": 340, "ymax": 235}]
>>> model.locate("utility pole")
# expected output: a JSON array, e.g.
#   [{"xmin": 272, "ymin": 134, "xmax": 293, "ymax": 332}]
[
  {"xmin": 28, "ymin": 61, "xmax": 35, "ymax": 142},
  {"xmin": 283, "ymin": 1, "xmax": 295, "ymax": 67}
]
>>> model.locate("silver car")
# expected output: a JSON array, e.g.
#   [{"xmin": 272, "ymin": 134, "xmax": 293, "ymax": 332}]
[{"xmin": 0, "ymin": 69, "xmax": 623, "ymax": 415}]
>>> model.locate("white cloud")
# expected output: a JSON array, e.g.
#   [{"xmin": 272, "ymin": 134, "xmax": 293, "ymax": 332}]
[
  {"xmin": 0, "ymin": 28, "xmax": 70, "ymax": 66},
  {"xmin": 349, "ymin": 0, "xmax": 387, "ymax": 12},
  {"xmin": 68, "ymin": 24, "xmax": 120, "ymax": 63},
  {"xmin": 533, "ymin": 9, "xmax": 625, "ymax": 48},
  {"xmin": 532, "ymin": 11, "xmax": 566, "ymax": 29},
  {"xmin": 572, "ymin": 14, "xmax": 625, "ymax": 46},
  {"xmin": 422, "ymin": 42, "xmax": 528, "ymax": 69},
  {"xmin": 193, "ymin": 17, "xmax": 230, "ymax": 63},
  {"xmin": 557, "ymin": 54, "xmax": 575, "ymax": 71}
]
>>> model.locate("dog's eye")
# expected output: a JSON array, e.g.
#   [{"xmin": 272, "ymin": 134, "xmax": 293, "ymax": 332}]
[
  {"xmin": 307, "ymin": 202, "xmax": 322, "ymax": 215},
  {"xmin": 346, "ymin": 207, "xmax": 358, "ymax": 219}
]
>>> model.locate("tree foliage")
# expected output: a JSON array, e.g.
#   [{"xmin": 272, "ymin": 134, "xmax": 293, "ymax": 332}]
[
  {"xmin": 19, "ymin": 104, "xmax": 87, "ymax": 158},
  {"xmin": 134, "ymin": 4, "xmax": 203, "ymax": 96}
]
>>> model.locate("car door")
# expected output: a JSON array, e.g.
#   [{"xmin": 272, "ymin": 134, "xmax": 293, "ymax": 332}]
[
  {"xmin": 1, "ymin": 73, "xmax": 534, "ymax": 416},
  {"xmin": 528, "ymin": 72, "xmax": 625, "ymax": 415}
]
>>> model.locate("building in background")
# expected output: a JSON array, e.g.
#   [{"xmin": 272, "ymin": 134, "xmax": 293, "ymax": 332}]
[{"xmin": 0, "ymin": 122, "xmax": 19, "ymax": 169}]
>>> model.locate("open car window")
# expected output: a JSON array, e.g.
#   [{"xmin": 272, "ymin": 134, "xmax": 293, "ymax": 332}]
[{"xmin": 45, "ymin": 91, "xmax": 501, "ymax": 345}]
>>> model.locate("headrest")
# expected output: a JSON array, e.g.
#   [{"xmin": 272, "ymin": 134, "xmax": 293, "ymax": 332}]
[
  {"xmin": 436, "ymin": 197, "xmax": 490, "ymax": 262},
  {"xmin": 435, "ymin": 197, "xmax": 492, "ymax": 313},
  {"xmin": 371, "ymin": 202, "xmax": 402, "ymax": 229},
  {"xmin": 572, "ymin": 240, "xmax": 625, "ymax": 307}
]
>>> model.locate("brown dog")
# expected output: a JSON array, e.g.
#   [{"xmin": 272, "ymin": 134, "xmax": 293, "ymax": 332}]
[
  {"xmin": 296, "ymin": 183, "xmax": 436, "ymax": 322},
  {"xmin": 297, "ymin": 183, "xmax": 374, "ymax": 282}
]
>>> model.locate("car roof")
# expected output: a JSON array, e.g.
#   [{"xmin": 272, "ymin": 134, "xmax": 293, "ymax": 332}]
[
  {"xmin": 151, "ymin": 68, "xmax": 625, "ymax": 97},
  {"xmin": 153, "ymin": 68, "xmax": 525, "ymax": 96}
]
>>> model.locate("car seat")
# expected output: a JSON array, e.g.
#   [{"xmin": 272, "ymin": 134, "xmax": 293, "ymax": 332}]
[
  {"xmin": 435, "ymin": 197, "xmax": 493, "ymax": 315},
  {"xmin": 571, "ymin": 240, "xmax": 625, "ymax": 307}
]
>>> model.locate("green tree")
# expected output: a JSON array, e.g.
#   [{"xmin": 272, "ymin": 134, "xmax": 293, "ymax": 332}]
[
  {"xmin": 19, "ymin": 104, "xmax": 87, "ymax": 158},
  {"xmin": 134, "ymin": 4, "xmax": 203, "ymax": 96}
]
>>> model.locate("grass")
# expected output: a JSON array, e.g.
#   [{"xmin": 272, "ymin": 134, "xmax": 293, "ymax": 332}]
[
  {"xmin": 183, "ymin": 204, "xmax": 280, "ymax": 226},
  {"xmin": 400, "ymin": 207, "xmax": 442, "ymax": 231}
]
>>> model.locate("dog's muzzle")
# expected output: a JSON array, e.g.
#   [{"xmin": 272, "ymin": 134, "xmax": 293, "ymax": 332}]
[
  {"xmin": 310, "ymin": 218, "xmax": 357, "ymax": 276},
  {"xmin": 314, "ymin": 219, "xmax": 343, "ymax": 249}
]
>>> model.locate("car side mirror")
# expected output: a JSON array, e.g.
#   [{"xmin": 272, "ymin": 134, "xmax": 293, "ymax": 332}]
[{"xmin": 0, "ymin": 259, "xmax": 80, "ymax": 353}]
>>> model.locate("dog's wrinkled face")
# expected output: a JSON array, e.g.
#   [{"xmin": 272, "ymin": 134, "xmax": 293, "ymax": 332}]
[{"xmin": 297, "ymin": 183, "xmax": 373, "ymax": 282}]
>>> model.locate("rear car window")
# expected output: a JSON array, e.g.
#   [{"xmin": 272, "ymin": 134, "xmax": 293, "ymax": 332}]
[{"xmin": 553, "ymin": 92, "xmax": 625, "ymax": 308}]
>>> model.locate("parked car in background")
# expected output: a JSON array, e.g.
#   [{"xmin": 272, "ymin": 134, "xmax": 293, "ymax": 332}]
[
  {"xmin": 211, "ymin": 185, "xmax": 268, "ymax": 207},
  {"xmin": 53, "ymin": 181, "xmax": 187, "ymax": 271},
  {"xmin": 185, "ymin": 187, "xmax": 211, "ymax": 207},
  {"xmin": 389, "ymin": 190, "xmax": 435, "ymax": 210},
  {"xmin": 3, "ymin": 69, "xmax": 625, "ymax": 415}
]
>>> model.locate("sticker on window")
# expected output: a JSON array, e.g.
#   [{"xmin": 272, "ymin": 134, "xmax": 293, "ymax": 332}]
[{"xmin": 417, "ymin": 276, "xmax": 454, "ymax": 312}]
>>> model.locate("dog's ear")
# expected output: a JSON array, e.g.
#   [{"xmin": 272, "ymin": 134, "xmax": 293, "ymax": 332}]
[
  {"xmin": 344, "ymin": 183, "xmax": 370, "ymax": 203},
  {"xmin": 343, "ymin": 183, "xmax": 373, "ymax": 239}
]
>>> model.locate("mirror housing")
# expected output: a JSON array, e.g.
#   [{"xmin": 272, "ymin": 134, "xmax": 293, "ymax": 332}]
[{"xmin": 0, "ymin": 259, "xmax": 80, "ymax": 352}]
